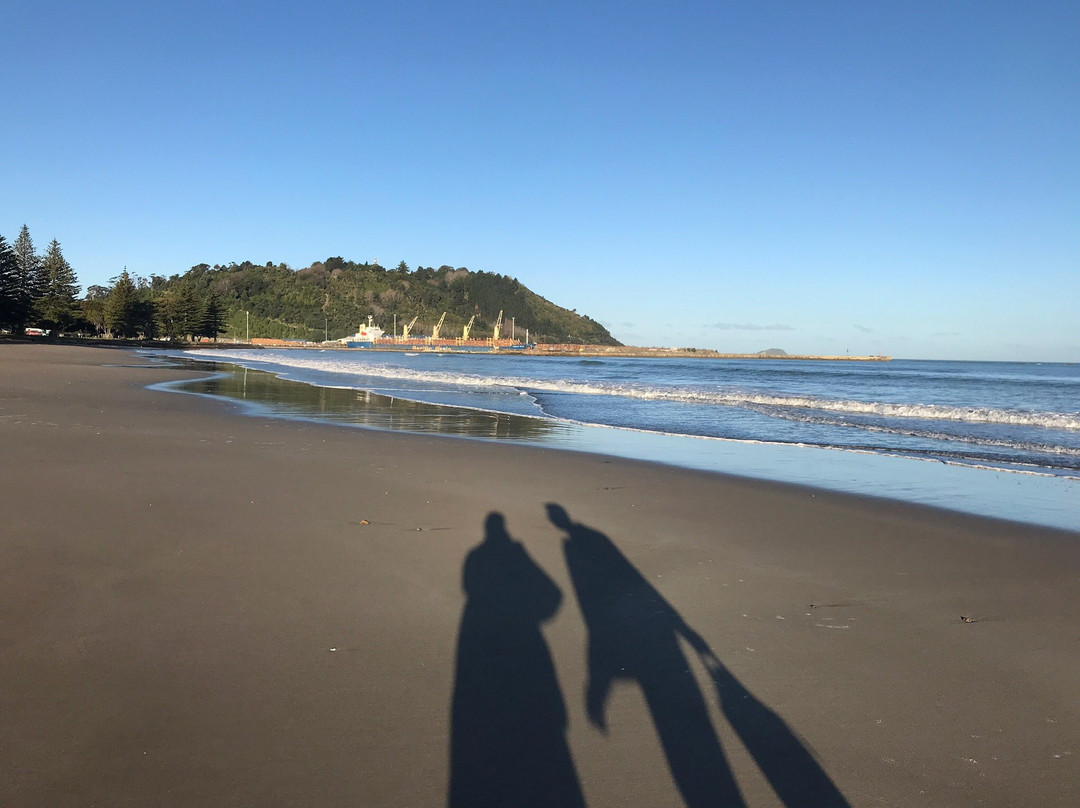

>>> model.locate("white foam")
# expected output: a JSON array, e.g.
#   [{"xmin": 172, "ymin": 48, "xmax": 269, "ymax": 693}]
[{"xmin": 190, "ymin": 350, "xmax": 1080, "ymax": 432}]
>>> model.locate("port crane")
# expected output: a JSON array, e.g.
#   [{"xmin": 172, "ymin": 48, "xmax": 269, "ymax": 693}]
[
  {"xmin": 461, "ymin": 315, "xmax": 476, "ymax": 340},
  {"xmin": 431, "ymin": 312, "xmax": 447, "ymax": 340},
  {"xmin": 492, "ymin": 310, "xmax": 504, "ymax": 342},
  {"xmin": 402, "ymin": 315, "xmax": 419, "ymax": 339}
]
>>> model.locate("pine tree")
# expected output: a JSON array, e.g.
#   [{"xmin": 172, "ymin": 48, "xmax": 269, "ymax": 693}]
[
  {"xmin": 11, "ymin": 225, "xmax": 41, "ymax": 328},
  {"xmin": 156, "ymin": 285, "xmax": 200, "ymax": 340},
  {"xmin": 0, "ymin": 235, "xmax": 19, "ymax": 329},
  {"xmin": 200, "ymin": 291, "xmax": 226, "ymax": 341},
  {"xmin": 105, "ymin": 270, "xmax": 139, "ymax": 338},
  {"xmin": 134, "ymin": 299, "xmax": 157, "ymax": 340},
  {"xmin": 34, "ymin": 239, "xmax": 81, "ymax": 334}
]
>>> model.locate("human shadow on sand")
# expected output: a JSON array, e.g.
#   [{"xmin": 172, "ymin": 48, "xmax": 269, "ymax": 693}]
[
  {"xmin": 448, "ymin": 512, "xmax": 586, "ymax": 808},
  {"xmin": 547, "ymin": 503, "xmax": 850, "ymax": 808}
]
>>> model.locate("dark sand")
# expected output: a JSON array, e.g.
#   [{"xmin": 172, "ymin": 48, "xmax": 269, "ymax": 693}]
[{"xmin": 2, "ymin": 344, "xmax": 1078, "ymax": 807}]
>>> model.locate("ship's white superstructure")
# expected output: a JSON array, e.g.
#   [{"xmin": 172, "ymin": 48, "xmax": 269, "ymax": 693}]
[{"xmin": 339, "ymin": 316, "xmax": 386, "ymax": 345}]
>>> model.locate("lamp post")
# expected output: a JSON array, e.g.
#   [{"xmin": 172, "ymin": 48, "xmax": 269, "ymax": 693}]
[{"xmin": 245, "ymin": 310, "xmax": 249, "ymax": 343}]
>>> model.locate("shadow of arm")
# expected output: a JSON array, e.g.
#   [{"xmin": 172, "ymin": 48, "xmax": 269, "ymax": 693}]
[{"xmin": 709, "ymin": 663, "xmax": 851, "ymax": 808}]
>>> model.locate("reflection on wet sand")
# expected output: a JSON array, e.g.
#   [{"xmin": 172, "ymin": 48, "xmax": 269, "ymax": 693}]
[{"xmin": 168, "ymin": 363, "xmax": 566, "ymax": 441}]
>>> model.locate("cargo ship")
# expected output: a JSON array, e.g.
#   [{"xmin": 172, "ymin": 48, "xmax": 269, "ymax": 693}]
[{"xmin": 338, "ymin": 312, "xmax": 532, "ymax": 353}]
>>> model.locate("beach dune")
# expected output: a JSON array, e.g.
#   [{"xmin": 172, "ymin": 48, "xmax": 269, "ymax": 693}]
[{"xmin": 2, "ymin": 344, "xmax": 1078, "ymax": 807}]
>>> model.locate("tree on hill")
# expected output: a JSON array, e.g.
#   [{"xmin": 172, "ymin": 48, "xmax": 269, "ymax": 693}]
[
  {"xmin": 137, "ymin": 257, "xmax": 621, "ymax": 345},
  {"xmin": 34, "ymin": 239, "xmax": 80, "ymax": 334}
]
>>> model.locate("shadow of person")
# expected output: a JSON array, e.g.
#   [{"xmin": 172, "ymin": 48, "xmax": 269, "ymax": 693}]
[
  {"xmin": 547, "ymin": 504, "xmax": 745, "ymax": 808},
  {"xmin": 548, "ymin": 504, "xmax": 852, "ymax": 808},
  {"xmin": 449, "ymin": 512, "xmax": 586, "ymax": 808}
]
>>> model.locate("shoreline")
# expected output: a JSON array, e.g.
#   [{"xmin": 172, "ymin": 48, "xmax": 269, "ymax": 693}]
[
  {"xmin": 3, "ymin": 343, "xmax": 1078, "ymax": 806},
  {"xmin": 166, "ymin": 351, "xmax": 1080, "ymax": 532}
]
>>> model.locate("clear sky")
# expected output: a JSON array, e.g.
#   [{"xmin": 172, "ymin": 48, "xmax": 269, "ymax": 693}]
[{"xmin": 5, "ymin": 1, "xmax": 1077, "ymax": 360}]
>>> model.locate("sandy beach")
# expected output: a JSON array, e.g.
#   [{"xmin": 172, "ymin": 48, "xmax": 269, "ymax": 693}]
[{"xmin": 2, "ymin": 343, "xmax": 1078, "ymax": 807}]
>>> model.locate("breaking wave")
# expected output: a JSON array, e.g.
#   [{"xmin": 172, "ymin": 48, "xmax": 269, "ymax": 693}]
[{"xmin": 198, "ymin": 350, "xmax": 1080, "ymax": 432}]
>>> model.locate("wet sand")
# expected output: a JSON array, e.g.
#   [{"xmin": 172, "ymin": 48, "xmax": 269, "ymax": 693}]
[{"xmin": 2, "ymin": 343, "xmax": 1078, "ymax": 807}]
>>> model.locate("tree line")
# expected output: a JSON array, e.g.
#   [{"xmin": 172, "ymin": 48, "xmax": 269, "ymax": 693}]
[
  {"xmin": 2, "ymin": 228, "xmax": 619, "ymax": 345},
  {"xmin": 1, "ymin": 225, "xmax": 225, "ymax": 341},
  {"xmin": 82, "ymin": 271, "xmax": 226, "ymax": 341}
]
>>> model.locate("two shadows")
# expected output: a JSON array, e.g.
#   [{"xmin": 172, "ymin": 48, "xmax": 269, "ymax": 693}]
[{"xmin": 448, "ymin": 507, "xmax": 850, "ymax": 808}]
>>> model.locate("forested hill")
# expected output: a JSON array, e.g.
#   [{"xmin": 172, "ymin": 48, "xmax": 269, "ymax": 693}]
[{"xmin": 174, "ymin": 259, "xmax": 620, "ymax": 345}]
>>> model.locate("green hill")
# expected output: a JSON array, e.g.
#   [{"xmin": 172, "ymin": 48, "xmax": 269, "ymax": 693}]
[{"xmin": 172, "ymin": 259, "xmax": 619, "ymax": 345}]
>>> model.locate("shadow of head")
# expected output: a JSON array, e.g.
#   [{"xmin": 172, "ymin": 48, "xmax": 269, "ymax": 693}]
[
  {"xmin": 485, "ymin": 512, "xmax": 510, "ymax": 541},
  {"xmin": 545, "ymin": 503, "xmax": 572, "ymax": 530}
]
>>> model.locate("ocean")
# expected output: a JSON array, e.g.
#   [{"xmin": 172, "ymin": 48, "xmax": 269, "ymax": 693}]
[{"xmin": 165, "ymin": 350, "xmax": 1080, "ymax": 532}]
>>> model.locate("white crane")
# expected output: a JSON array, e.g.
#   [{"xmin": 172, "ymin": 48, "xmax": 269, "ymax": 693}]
[
  {"xmin": 402, "ymin": 315, "xmax": 419, "ymax": 339},
  {"xmin": 462, "ymin": 315, "xmax": 476, "ymax": 341}
]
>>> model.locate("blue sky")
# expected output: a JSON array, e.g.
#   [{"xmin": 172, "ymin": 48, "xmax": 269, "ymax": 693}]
[{"xmin": 5, "ymin": 1, "xmax": 1077, "ymax": 360}]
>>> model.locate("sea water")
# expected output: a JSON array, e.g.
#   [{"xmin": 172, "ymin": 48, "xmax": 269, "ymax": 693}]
[{"xmin": 166, "ymin": 350, "xmax": 1080, "ymax": 531}]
